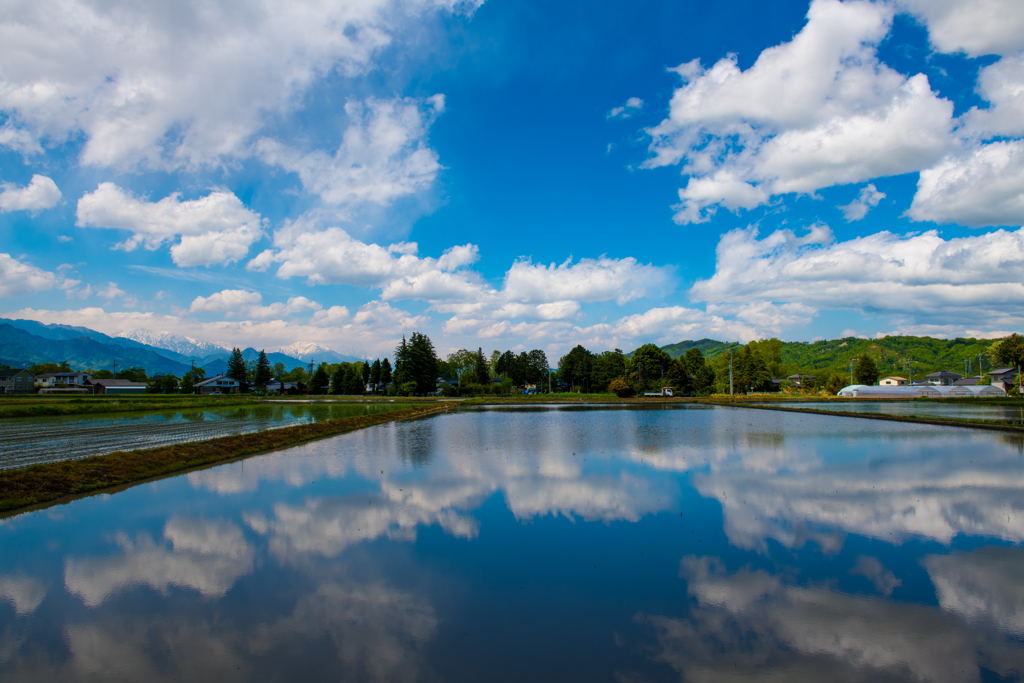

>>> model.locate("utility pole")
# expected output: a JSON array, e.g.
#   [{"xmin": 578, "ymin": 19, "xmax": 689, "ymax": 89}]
[
  {"xmin": 729, "ymin": 349, "xmax": 733, "ymax": 397},
  {"xmin": 850, "ymin": 359, "xmax": 854, "ymax": 385}
]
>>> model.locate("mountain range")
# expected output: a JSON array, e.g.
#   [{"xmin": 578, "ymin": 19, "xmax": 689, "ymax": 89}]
[{"xmin": 0, "ymin": 318, "xmax": 358, "ymax": 376}]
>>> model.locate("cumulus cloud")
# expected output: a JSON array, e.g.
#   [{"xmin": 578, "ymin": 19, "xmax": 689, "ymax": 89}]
[
  {"xmin": 0, "ymin": 174, "xmax": 60, "ymax": 212},
  {"xmin": 502, "ymin": 256, "xmax": 671, "ymax": 306},
  {"xmin": 689, "ymin": 224, "xmax": 1024, "ymax": 331},
  {"xmin": 0, "ymin": 253, "xmax": 69, "ymax": 297},
  {"xmin": 76, "ymin": 183, "xmax": 265, "ymax": 267},
  {"xmin": 258, "ymin": 96, "xmax": 445, "ymax": 209},
  {"xmin": 964, "ymin": 53, "xmax": 1024, "ymax": 140},
  {"xmin": 909, "ymin": 140, "xmax": 1024, "ymax": 227},
  {"xmin": 0, "ymin": 574, "xmax": 46, "ymax": 615},
  {"xmin": 897, "ymin": 0, "xmax": 1024, "ymax": 57},
  {"xmin": 838, "ymin": 183, "xmax": 885, "ymax": 221},
  {"xmin": 190, "ymin": 289, "xmax": 322, "ymax": 320},
  {"xmin": 644, "ymin": 0, "xmax": 954, "ymax": 223},
  {"xmin": 924, "ymin": 548, "xmax": 1024, "ymax": 636},
  {"xmin": 607, "ymin": 96, "xmax": 643, "ymax": 119},
  {"xmin": 0, "ymin": 0, "xmax": 476, "ymax": 170}
]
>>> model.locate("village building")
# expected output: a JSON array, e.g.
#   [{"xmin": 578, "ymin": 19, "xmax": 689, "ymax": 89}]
[
  {"xmin": 879, "ymin": 376, "xmax": 908, "ymax": 386},
  {"xmin": 35, "ymin": 371, "xmax": 92, "ymax": 388},
  {"xmin": 925, "ymin": 371, "xmax": 963, "ymax": 386},
  {"xmin": 88, "ymin": 379, "xmax": 148, "ymax": 395},
  {"xmin": 194, "ymin": 374, "xmax": 242, "ymax": 394},
  {"xmin": 988, "ymin": 367, "xmax": 1020, "ymax": 393},
  {"xmin": 0, "ymin": 369, "xmax": 35, "ymax": 394}
]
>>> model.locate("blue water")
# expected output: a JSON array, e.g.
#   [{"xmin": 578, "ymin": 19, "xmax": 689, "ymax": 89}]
[
  {"xmin": 1, "ymin": 404, "xmax": 1023, "ymax": 681},
  {"xmin": 759, "ymin": 400, "xmax": 1024, "ymax": 424}
]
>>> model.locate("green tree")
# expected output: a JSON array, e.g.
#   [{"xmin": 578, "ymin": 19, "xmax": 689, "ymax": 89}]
[
  {"xmin": 667, "ymin": 356, "xmax": 691, "ymax": 394},
  {"xmin": 309, "ymin": 363, "xmax": 330, "ymax": 394},
  {"xmin": 994, "ymin": 334, "xmax": 1024, "ymax": 369},
  {"xmin": 29, "ymin": 362, "xmax": 65, "ymax": 375},
  {"xmin": 331, "ymin": 365, "xmax": 346, "ymax": 395},
  {"xmin": 370, "ymin": 359, "xmax": 382, "ymax": 393},
  {"xmin": 823, "ymin": 371, "xmax": 845, "ymax": 395},
  {"xmin": 559, "ymin": 345, "xmax": 595, "ymax": 391},
  {"xmin": 628, "ymin": 344, "xmax": 672, "ymax": 390},
  {"xmin": 495, "ymin": 350, "xmax": 515, "ymax": 379},
  {"xmin": 474, "ymin": 347, "xmax": 489, "ymax": 385},
  {"xmin": 593, "ymin": 349, "xmax": 625, "ymax": 392},
  {"xmin": 361, "ymin": 361, "xmax": 371, "ymax": 388},
  {"xmin": 116, "ymin": 367, "xmax": 148, "ymax": 382},
  {"xmin": 526, "ymin": 350, "xmax": 549, "ymax": 386},
  {"xmin": 254, "ymin": 350, "xmax": 272, "ymax": 385},
  {"xmin": 854, "ymin": 353, "xmax": 879, "ymax": 385},
  {"xmin": 92, "ymin": 369, "xmax": 114, "ymax": 379},
  {"xmin": 608, "ymin": 378, "xmax": 635, "ymax": 398},
  {"xmin": 272, "ymin": 361, "xmax": 286, "ymax": 379},
  {"xmin": 407, "ymin": 333, "xmax": 439, "ymax": 394},
  {"xmin": 381, "ymin": 358, "xmax": 393, "ymax": 387},
  {"xmin": 490, "ymin": 350, "xmax": 501, "ymax": 377},
  {"xmin": 181, "ymin": 367, "xmax": 206, "ymax": 394},
  {"xmin": 686, "ymin": 349, "xmax": 715, "ymax": 396},
  {"xmin": 346, "ymin": 364, "xmax": 366, "ymax": 394},
  {"xmin": 227, "ymin": 348, "xmax": 247, "ymax": 383}
]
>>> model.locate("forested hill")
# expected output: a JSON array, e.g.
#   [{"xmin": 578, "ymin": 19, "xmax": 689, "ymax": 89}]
[{"xmin": 660, "ymin": 335, "xmax": 1007, "ymax": 377}]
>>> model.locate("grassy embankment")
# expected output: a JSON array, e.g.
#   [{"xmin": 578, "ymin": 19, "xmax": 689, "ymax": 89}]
[
  {"xmin": 0, "ymin": 402, "xmax": 441, "ymax": 514},
  {"xmin": 0, "ymin": 395, "xmax": 260, "ymax": 419}
]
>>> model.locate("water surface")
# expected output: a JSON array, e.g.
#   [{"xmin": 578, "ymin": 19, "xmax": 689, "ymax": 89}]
[
  {"xmin": 1, "ymin": 405, "xmax": 1023, "ymax": 681},
  {"xmin": 760, "ymin": 399, "xmax": 1024, "ymax": 423}
]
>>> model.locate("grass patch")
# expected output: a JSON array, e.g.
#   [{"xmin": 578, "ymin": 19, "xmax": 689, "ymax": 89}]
[{"xmin": 0, "ymin": 402, "xmax": 439, "ymax": 514}]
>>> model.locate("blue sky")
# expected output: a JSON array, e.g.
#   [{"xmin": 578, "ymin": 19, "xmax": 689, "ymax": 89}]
[{"xmin": 1, "ymin": 0, "xmax": 1023, "ymax": 361}]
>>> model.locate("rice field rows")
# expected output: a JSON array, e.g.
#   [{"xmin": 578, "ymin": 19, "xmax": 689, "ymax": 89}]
[{"xmin": 0, "ymin": 403, "xmax": 406, "ymax": 469}]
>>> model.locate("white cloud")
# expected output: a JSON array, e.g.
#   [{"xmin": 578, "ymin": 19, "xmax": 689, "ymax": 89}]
[
  {"xmin": 0, "ymin": 174, "xmax": 60, "ymax": 212},
  {"xmin": 909, "ymin": 140, "xmax": 1024, "ymax": 227},
  {"xmin": 0, "ymin": 253, "xmax": 66, "ymax": 297},
  {"xmin": 897, "ymin": 0, "xmax": 1024, "ymax": 57},
  {"xmin": 689, "ymin": 224, "xmax": 1024, "ymax": 331},
  {"xmin": 258, "ymin": 96, "xmax": 445, "ymax": 209},
  {"xmin": 502, "ymin": 256, "xmax": 672, "ymax": 306},
  {"xmin": 838, "ymin": 183, "xmax": 885, "ymax": 221},
  {"xmin": 924, "ymin": 548, "xmax": 1024, "ymax": 637},
  {"xmin": 96, "ymin": 282, "xmax": 126, "ymax": 301},
  {"xmin": 76, "ymin": 183, "xmax": 264, "ymax": 267},
  {"xmin": 190, "ymin": 289, "xmax": 322, "ymax": 320},
  {"xmin": 645, "ymin": 0, "xmax": 954, "ymax": 223},
  {"xmin": 607, "ymin": 96, "xmax": 643, "ymax": 119},
  {"xmin": 57, "ymin": 235, "xmax": 73, "ymax": 243},
  {"xmin": 0, "ymin": 0, "xmax": 477, "ymax": 170},
  {"xmin": 964, "ymin": 54, "xmax": 1024, "ymax": 140}
]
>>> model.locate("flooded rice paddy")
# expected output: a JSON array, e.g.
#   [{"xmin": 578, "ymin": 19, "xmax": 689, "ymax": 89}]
[
  {"xmin": 2, "ymin": 404, "xmax": 1024, "ymax": 681},
  {"xmin": 0, "ymin": 402, "xmax": 407, "ymax": 469}
]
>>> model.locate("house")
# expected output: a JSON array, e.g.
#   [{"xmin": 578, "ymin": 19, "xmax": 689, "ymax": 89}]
[
  {"xmin": 0, "ymin": 369, "xmax": 35, "ymax": 394},
  {"xmin": 88, "ymin": 379, "xmax": 148, "ymax": 395},
  {"xmin": 925, "ymin": 371, "xmax": 963, "ymax": 386},
  {"xmin": 787, "ymin": 374, "xmax": 816, "ymax": 387},
  {"xmin": 988, "ymin": 367, "xmax": 1019, "ymax": 393},
  {"xmin": 952, "ymin": 377, "xmax": 980, "ymax": 386},
  {"xmin": 879, "ymin": 376, "xmax": 908, "ymax": 386},
  {"xmin": 194, "ymin": 374, "xmax": 242, "ymax": 394},
  {"xmin": 35, "ymin": 371, "xmax": 91, "ymax": 388},
  {"xmin": 264, "ymin": 379, "xmax": 299, "ymax": 395}
]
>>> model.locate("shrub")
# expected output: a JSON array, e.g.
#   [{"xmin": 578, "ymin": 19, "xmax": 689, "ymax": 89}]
[{"xmin": 608, "ymin": 378, "xmax": 635, "ymax": 398}]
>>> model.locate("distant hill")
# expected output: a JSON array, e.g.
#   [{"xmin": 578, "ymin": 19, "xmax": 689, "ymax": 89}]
[
  {"xmin": 659, "ymin": 335, "xmax": 1005, "ymax": 377},
  {"xmin": 0, "ymin": 324, "xmax": 191, "ymax": 375}
]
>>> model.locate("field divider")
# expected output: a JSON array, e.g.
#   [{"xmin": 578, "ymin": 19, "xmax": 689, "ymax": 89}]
[
  {"xmin": 0, "ymin": 403, "xmax": 451, "ymax": 515},
  {"xmin": 710, "ymin": 401, "xmax": 1024, "ymax": 433}
]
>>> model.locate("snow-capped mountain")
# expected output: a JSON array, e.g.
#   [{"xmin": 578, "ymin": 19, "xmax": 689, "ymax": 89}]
[
  {"xmin": 270, "ymin": 342, "xmax": 361, "ymax": 363},
  {"xmin": 119, "ymin": 329, "xmax": 229, "ymax": 359}
]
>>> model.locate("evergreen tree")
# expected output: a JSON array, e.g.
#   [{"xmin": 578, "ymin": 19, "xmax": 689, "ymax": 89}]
[
  {"xmin": 381, "ymin": 358, "xmax": 393, "ymax": 386},
  {"xmin": 628, "ymin": 344, "xmax": 672, "ymax": 390},
  {"xmin": 559, "ymin": 345, "xmax": 595, "ymax": 391},
  {"xmin": 331, "ymin": 365, "xmax": 346, "ymax": 395},
  {"xmin": 495, "ymin": 350, "xmax": 515, "ymax": 379},
  {"xmin": 370, "ymin": 359, "xmax": 382, "ymax": 393},
  {"xmin": 474, "ymin": 347, "xmax": 489, "ymax": 385},
  {"xmin": 309, "ymin": 363, "xmax": 330, "ymax": 395},
  {"xmin": 345, "ymin": 364, "xmax": 365, "ymax": 395},
  {"xmin": 854, "ymin": 353, "xmax": 879, "ymax": 385},
  {"xmin": 667, "ymin": 356, "xmax": 691, "ymax": 394},
  {"xmin": 592, "ymin": 349, "xmax": 625, "ymax": 392},
  {"xmin": 227, "ymin": 348, "xmax": 247, "ymax": 383},
  {"xmin": 254, "ymin": 350, "xmax": 272, "ymax": 385},
  {"xmin": 408, "ymin": 332, "xmax": 439, "ymax": 394},
  {"xmin": 361, "ymin": 361, "xmax": 371, "ymax": 388}
]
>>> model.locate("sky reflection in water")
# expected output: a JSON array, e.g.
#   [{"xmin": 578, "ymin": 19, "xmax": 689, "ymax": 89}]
[{"xmin": 1, "ymin": 405, "xmax": 1023, "ymax": 682}]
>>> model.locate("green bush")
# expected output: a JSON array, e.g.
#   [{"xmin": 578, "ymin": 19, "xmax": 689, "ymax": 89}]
[{"xmin": 608, "ymin": 378, "xmax": 635, "ymax": 398}]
